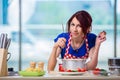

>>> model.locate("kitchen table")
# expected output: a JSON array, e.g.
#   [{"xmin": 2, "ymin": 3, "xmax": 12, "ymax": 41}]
[{"xmin": 0, "ymin": 71, "xmax": 120, "ymax": 80}]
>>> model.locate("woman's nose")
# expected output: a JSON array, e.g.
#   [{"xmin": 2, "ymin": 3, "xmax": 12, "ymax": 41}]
[{"xmin": 73, "ymin": 26, "xmax": 77, "ymax": 31}]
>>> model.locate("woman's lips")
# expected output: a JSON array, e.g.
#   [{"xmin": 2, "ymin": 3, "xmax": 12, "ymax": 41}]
[{"xmin": 72, "ymin": 33, "xmax": 78, "ymax": 36}]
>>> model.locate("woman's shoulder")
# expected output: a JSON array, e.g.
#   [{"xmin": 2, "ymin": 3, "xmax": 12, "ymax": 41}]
[
  {"xmin": 57, "ymin": 32, "xmax": 69, "ymax": 38},
  {"xmin": 86, "ymin": 33, "xmax": 97, "ymax": 48},
  {"xmin": 54, "ymin": 32, "xmax": 69, "ymax": 42},
  {"xmin": 87, "ymin": 33, "xmax": 97, "ymax": 38},
  {"xmin": 58, "ymin": 32, "xmax": 69, "ymax": 36}
]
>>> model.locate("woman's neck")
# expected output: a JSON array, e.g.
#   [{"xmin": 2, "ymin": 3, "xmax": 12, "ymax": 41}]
[
  {"xmin": 71, "ymin": 37, "xmax": 84, "ymax": 50},
  {"xmin": 72, "ymin": 36, "xmax": 84, "ymax": 43}
]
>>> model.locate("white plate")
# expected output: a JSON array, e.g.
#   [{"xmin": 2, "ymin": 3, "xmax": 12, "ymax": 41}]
[{"xmin": 58, "ymin": 72, "xmax": 85, "ymax": 75}]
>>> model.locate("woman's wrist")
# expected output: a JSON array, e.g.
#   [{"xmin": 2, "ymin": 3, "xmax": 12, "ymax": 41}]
[
  {"xmin": 53, "ymin": 43, "xmax": 59, "ymax": 48},
  {"xmin": 95, "ymin": 42, "xmax": 101, "ymax": 48},
  {"xmin": 53, "ymin": 44, "xmax": 62, "ymax": 50}
]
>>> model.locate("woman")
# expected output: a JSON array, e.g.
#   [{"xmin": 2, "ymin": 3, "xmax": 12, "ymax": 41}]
[{"xmin": 47, "ymin": 10, "xmax": 106, "ymax": 72}]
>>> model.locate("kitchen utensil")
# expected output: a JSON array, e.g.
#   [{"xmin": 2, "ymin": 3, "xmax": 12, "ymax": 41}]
[
  {"xmin": 0, "ymin": 33, "xmax": 4, "ymax": 48},
  {"xmin": 57, "ymin": 57, "xmax": 91, "ymax": 71},
  {"xmin": 62, "ymin": 23, "xmax": 64, "ymax": 33},
  {"xmin": 0, "ymin": 33, "xmax": 11, "ymax": 49},
  {"xmin": 2, "ymin": 33, "xmax": 7, "ymax": 49},
  {"xmin": 6, "ymin": 38, "xmax": 11, "ymax": 50},
  {"xmin": 0, "ymin": 33, "xmax": 11, "ymax": 76},
  {"xmin": 7, "ymin": 52, "xmax": 11, "ymax": 61},
  {"xmin": 0, "ymin": 49, "xmax": 8, "ymax": 76},
  {"xmin": 108, "ymin": 66, "xmax": 120, "ymax": 76},
  {"xmin": 108, "ymin": 58, "xmax": 120, "ymax": 76},
  {"xmin": 108, "ymin": 58, "xmax": 120, "ymax": 66},
  {"xmin": 62, "ymin": 59, "xmax": 86, "ymax": 70}
]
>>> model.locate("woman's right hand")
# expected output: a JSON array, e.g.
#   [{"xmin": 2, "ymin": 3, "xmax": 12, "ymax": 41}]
[
  {"xmin": 54, "ymin": 38, "xmax": 66, "ymax": 49},
  {"xmin": 48, "ymin": 38, "xmax": 66, "ymax": 72}
]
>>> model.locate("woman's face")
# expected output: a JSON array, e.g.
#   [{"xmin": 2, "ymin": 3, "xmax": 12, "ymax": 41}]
[{"xmin": 70, "ymin": 17, "xmax": 84, "ymax": 39}]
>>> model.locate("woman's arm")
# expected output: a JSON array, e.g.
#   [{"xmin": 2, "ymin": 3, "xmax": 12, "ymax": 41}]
[
  {"xmin": 47, "ymin": 38, "xmax": 66, "ymax": 72},
  {"xmin": 47, "ymin": 46, "xmax": 61, "ymax": 72},
  {"xmin": 86, "ymin": 44, "xmax": 100, "ymax": 70},
  {"xmin": 86, "ymin": 31, "xmax": 106, "ymax": 70}
]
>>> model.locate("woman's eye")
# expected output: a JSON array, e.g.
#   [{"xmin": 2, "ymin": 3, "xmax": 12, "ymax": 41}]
[
  {"xmin": 70, "ymin": 23, "xmax": 75, "ymax": 26},
  {"xmin": 77, "ymin": 25, "xmax": 81, "ymax": 28}
]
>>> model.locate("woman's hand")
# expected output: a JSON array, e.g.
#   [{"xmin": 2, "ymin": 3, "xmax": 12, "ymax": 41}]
[
  {"xmin": 96, "ymin": 31, "xmax": 106, "ymax": 45},
  {"xmin": 48, "ymin": 38, "xmax": 66, "ymax": 72},
  {"xmin": 54, "ymin": 38, "xmax": 66, "ymax": 49}
]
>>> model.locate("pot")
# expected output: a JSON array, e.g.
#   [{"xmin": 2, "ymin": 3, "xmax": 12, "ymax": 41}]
[
  {"xmin": 62, "ymin": 59, "xmax": 86, "ymax": 70},
  {"xmin": 108, "ymin": 58, "xmax": 120, "ymax": 66},
  {"xmin": 108, "ymin": 58, "xmax": 120, "ymax": 76}
]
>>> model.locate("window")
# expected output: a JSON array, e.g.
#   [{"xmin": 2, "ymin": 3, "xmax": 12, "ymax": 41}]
[
  {"xmin": 0, "ymin": 0, "xmax": 119, "ymax": 71},
  {"xmin": 117, "ymin": 0, "xmax": 120, "ymax": 57}
]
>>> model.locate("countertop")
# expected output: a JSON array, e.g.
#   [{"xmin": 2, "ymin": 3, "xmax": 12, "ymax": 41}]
[{"xmin": 0, "ymin": 71, "xmax": 120, "ymax": 80}]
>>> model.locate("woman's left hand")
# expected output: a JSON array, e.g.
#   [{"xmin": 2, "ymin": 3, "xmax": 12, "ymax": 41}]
[{"xmin": 96, "ymin": 31, "xmax": 106, "ymax": 45}]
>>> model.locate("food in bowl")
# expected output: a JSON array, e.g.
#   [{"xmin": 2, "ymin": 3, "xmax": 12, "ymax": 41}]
[
  {"xmin": 25, "ymin": 61, "xmax": 36, "ymax": 71},
  {"xmin": 19, "ymin": 61, "xmax": 45, "ymax": 76},
  {"xmin": 25, "ymin": 61, "xmax": 44, "ymax": 72}
]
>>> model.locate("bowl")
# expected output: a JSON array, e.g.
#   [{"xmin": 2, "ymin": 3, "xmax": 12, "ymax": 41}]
[
  {"xmin": 62, "ymin": 59, "xmax": 86, "ymax": 70},
  {"xmin": 19, "ymin": 71, "xmax": 45, "ymax": 76}
]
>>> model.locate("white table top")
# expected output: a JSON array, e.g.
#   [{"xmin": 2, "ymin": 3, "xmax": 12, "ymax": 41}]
[{"xmin": 0, "ymin": 71, "xmax": 120, "ymax": 80}]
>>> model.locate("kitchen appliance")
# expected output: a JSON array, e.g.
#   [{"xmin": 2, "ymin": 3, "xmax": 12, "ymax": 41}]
[{"xmin": 108, "ymin": 58, "xmax": 120, "ymax": 76}]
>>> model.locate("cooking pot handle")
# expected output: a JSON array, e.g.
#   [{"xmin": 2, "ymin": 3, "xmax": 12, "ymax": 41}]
[
  {"xmin": 85, "ymin": 57, "xmax": 91, "ymax": 64},
  {"xmin": 57, "ymin": 57, "xmax": 62, "ymax": 64}
]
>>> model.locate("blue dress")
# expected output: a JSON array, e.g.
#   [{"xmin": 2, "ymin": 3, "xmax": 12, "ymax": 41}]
[{"xmin": 54, "ymin": 33, "xmax": 97, "ymax": 59}]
